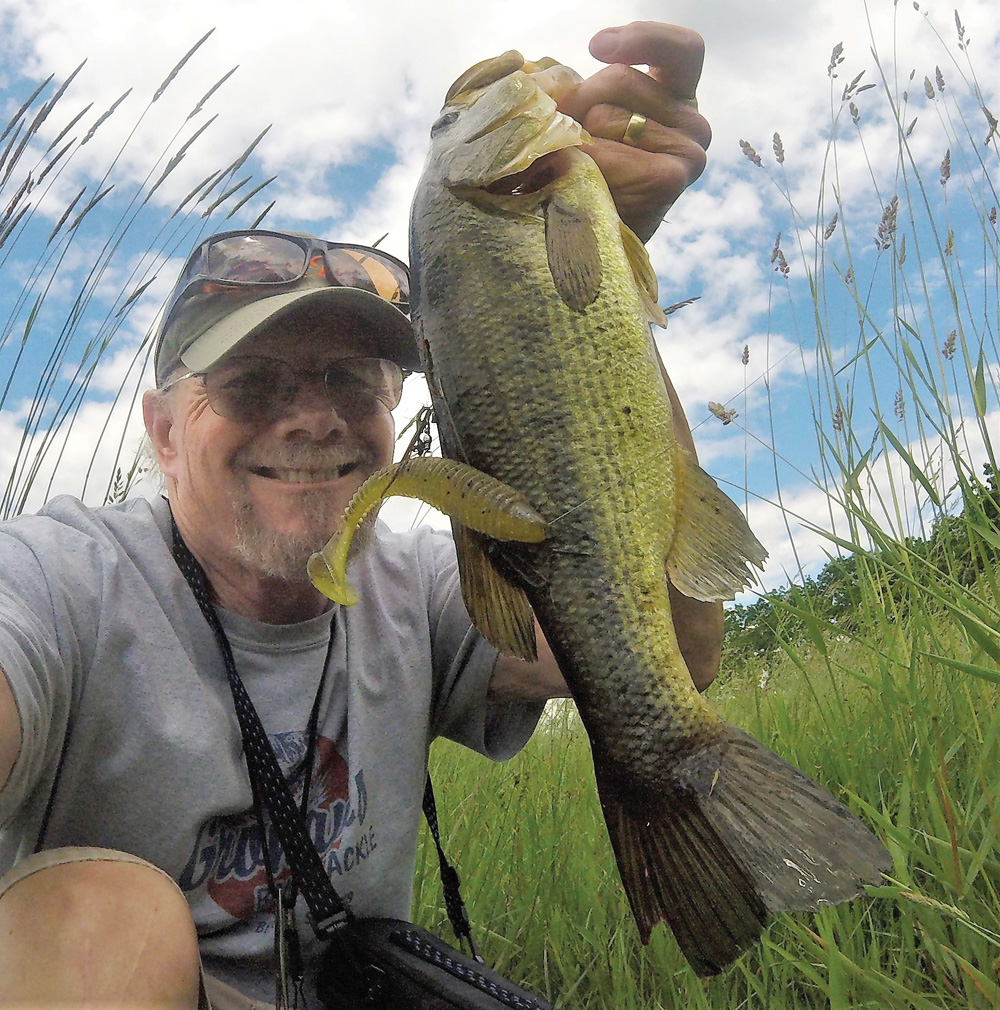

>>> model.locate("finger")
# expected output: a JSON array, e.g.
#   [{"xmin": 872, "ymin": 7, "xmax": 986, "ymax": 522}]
[
  {"xmin": 589, "ymin": 21, "xmax": 705, "ymax": 99},
  {"xmin": 584, "ymin": 131, "xmax": 707, "ymax": 197},
  {"xmin": 573, "ymin": 82, "xmax": 711, "ymax": 151}
]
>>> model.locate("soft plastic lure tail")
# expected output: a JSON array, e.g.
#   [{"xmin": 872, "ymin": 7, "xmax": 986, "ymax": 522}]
[{"xmin": 308, "ymin": 457, "xmax": 547, "ymax": 605}]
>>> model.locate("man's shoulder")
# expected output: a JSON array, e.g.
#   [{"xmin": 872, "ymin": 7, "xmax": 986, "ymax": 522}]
[{"xmin": 2, "ymin": 494, "xmax": 169, "ymax": 561}]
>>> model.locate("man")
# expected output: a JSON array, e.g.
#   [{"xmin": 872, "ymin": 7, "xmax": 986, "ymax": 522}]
[{"xmin": 0, "ymin": 22, "xmax": 716, "ymax": 1009}]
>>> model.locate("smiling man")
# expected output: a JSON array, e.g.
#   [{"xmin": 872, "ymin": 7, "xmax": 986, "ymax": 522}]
[{"xmin": 0, "ymin": 21, "xmax": 720, "ymax": 1010}]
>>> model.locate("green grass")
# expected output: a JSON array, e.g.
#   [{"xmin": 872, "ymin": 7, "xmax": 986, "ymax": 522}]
[{"xmin": 418, "ymin": 619, "xmax": 1000, "ymax": 1008}]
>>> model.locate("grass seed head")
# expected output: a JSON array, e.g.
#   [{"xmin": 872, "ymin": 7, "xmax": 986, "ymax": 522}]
[
  {"xmin": 740, "ymin": 139, "xmax": 762, "ymax": 167},
  {"xmin": 875, "ymin": 195, "xmax": 899, "ymax": 250},
  {"xmin": 708, "ymin": 401, "xmax": 739, "ymax": 425},
  {"xmin": 828, "ymin": 42, "xmax": 845, "ymax": 77},
  {"xmin": 772, "ymin": 132, "xmax": 785, "ymax": 164}
]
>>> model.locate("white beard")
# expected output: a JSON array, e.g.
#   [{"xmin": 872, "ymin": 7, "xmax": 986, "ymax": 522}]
[{"xmin": 231, "ymin": 488, "xmax": 377, "ymax": 583}]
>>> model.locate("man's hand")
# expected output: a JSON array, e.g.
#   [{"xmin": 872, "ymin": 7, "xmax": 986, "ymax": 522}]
[{"xmin": 557, "ymin": 22, "xmax": 711, "ymax": 242}]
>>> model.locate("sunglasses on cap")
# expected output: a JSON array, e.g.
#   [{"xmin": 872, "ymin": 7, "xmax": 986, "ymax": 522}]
[
  {"xmin": 161, "ymin": 354, "xmax": 405, "ymax": 425},
  {"xmin": 163, "ymin": 229, "xmax": 411, "ymax": 324}
]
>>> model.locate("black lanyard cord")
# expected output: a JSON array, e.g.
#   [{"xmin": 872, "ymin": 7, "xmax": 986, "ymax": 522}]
[{"xmin": 170, "ymin": 513, "xmax": 353, "ymax": 938}]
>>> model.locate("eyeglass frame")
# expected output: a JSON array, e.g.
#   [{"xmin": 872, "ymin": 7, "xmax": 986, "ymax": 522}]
[{"xmin": 158, "ymin": 354, "xmax": 407, "ymax": 424}]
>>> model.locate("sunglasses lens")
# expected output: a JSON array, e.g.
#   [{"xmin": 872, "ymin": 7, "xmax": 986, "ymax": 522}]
[
  {"xmin": 204, "ymin": 356, "xmax": 297, "ymax": 422},
  {"xmin": 203, "ymin": 234, "xmax": 308, "ymax": 284},
  {"xmin": 324, "ymin": 248, "xmax": 410, "ymax": 311}
]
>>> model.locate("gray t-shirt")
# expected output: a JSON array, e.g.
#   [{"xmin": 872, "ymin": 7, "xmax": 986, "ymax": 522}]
[{"xmin": 0, "ymin": 494, "xmax": 542, "ymax": 998}]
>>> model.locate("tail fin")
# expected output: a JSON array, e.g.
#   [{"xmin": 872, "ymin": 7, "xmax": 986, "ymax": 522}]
[{"xmin": 595, "ymin": 725, "xmax": 890, "ymax": 976}]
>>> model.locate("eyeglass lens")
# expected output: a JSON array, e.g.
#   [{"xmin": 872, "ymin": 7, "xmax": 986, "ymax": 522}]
[{"xmin": 203, "ymin": 356, "xmax": 404, "ymax": 423}]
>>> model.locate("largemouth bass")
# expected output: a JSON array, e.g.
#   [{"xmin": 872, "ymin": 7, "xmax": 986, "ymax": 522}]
[{"xmin": 313, "ymin": 52, "xmax": 889, "ymax": 976}]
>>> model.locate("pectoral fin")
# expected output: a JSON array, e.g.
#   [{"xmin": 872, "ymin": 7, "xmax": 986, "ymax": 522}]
[
  {"xmin": 544, "ymin": 195, "xmax": 602, "ymax": 311},
  {"xmin": 453, "ymin": 522, "xmax": 538, "ymax": 661},
  {"xmin": 308, "ymin": 457, "xmax": 546, "ymax": 607},
  {"xmin": 666, "ymin": 450, "xmax": 768, "ymax": 601}
]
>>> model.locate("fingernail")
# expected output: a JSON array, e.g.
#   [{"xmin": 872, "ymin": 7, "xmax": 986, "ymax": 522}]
[{"xmin": 590, "ymin": 27, "xmax": 622, "ymax": 61}]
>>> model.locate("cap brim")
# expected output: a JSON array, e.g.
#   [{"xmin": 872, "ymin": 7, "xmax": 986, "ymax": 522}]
[{"xmin": 180, "ymin": 286, "xmax": 421, "ymax": 374}]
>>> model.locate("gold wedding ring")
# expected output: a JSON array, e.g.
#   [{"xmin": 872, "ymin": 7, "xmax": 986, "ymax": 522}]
[{"xmin": 621, "ymin": 112, "xmax": 648, "ymax": 147}]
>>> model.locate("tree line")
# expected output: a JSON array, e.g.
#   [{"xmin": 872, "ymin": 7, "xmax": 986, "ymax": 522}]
[{"xmin": 721, "ymin": 465, "xmax": 1000, "ymax": 677}]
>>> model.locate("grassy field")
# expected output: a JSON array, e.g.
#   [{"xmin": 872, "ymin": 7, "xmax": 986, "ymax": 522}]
[{"xmin": 417, "ymin": 608, "xmax": 1000, "ymax": 1008}]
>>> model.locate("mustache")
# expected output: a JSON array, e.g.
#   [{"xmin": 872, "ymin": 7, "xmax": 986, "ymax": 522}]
[{"xmin": 232, "ymin": 443, "xmax": 381, "ymax": 472}]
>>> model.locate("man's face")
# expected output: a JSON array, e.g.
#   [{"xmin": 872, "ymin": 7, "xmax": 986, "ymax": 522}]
[{"xmin": 149, "ymin": 313, "xmax": 396, "ymax": 583}]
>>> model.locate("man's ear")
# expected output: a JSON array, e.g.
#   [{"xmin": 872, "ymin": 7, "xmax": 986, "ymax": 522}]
[{"xmin": 142, "ymin": 389, "xmax": 178, "ymax": 476}]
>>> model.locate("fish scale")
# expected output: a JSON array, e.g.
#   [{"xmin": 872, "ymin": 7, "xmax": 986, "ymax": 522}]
[{"xmin": 419, "ymin": 163, "xmax": 712, "ymax": 773}]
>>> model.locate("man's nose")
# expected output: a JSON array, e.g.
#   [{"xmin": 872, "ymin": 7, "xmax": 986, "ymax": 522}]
[{"xmin": 273, "ymin": 371, "xmax": 352, "ymax": 437}]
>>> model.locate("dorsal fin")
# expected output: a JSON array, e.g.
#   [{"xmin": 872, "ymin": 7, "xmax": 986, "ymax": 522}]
[{"xmin": 666, "ymin": 448, "xmax": 768, "ymax": 601}]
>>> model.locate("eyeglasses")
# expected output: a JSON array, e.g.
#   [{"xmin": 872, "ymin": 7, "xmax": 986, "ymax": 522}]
[
  {"xmin": 163, "ymin": 230, "xmax": 411, "ymax": 324},
  {"xmin": 161, "ymin": 355, "xmax": 405, "ymax": 425}
]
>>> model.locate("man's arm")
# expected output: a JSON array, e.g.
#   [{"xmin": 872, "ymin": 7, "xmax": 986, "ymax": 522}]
[{"xmin": 0, "ymin": 669, "xmax": 20, "ymax": 791}]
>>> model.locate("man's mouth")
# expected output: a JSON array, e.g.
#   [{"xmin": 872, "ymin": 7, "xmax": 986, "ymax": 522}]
[{"xmin": 248, "ymin": 461, "xmax": 360, "ymax": 484}]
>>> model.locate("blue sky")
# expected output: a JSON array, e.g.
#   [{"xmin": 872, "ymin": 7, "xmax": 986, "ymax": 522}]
[{"xmin": 0, "ymin": 0, "xmax": 997, "ymax": 594}]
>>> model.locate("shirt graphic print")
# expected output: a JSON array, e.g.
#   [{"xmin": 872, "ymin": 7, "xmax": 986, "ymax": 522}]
[{"xmin": 179, "ymin": 732, "xmax": 373, "ymax": 926}]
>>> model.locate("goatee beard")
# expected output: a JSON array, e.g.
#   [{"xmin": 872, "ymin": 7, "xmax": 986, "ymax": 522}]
[{"xmin": 231, "ymin": 489, "xmax": 378, "ymax": 583}]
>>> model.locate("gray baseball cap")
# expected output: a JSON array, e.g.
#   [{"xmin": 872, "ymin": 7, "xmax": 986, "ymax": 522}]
[{"xmin": 153, "ymin": 230, "xmax": 419, "ymax": 385}]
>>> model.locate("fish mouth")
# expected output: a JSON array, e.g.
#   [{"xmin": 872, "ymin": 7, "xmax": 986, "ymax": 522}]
[
  {"xmin": 442, "ymin": 69, "xmax": 589, "ymax": 191},
  {"xmin": 248, "ymin": 461, "xmax": 360, "ymax": 484},
  {"xmin": 483, "ymin": 147, "xmax": 577, "ymax": 197}
]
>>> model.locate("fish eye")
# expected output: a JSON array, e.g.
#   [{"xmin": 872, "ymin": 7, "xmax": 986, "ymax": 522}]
[{"xmin": 431, "ymin": 109, "xmax": 461, "ymax": 136}]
